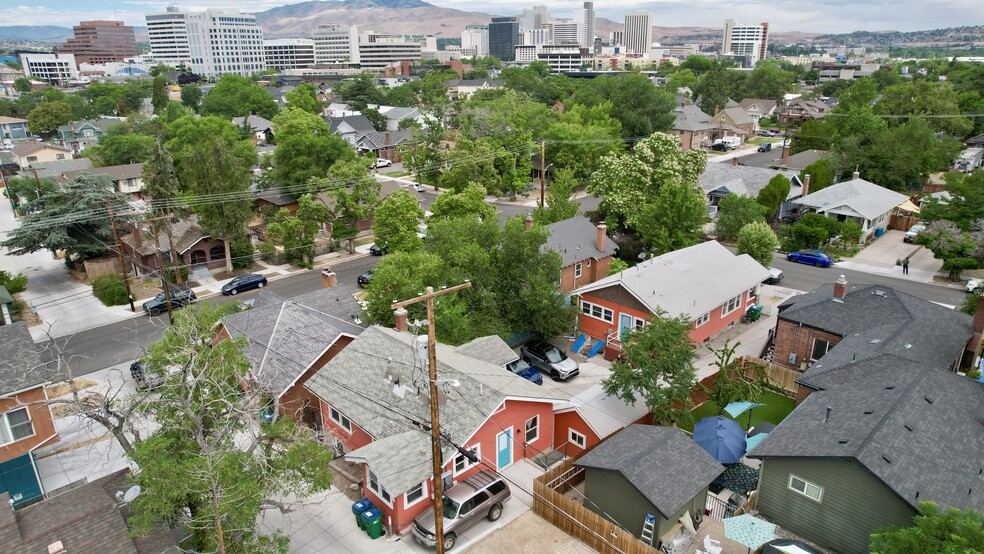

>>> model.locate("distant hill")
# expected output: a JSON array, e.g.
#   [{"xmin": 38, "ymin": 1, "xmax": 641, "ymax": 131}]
[
  {"xmin": 815, "ymin": 25, "xmax": 984, "ymax": 46},
  {"xmin": 0, "ymin": 26, "xmax": 74, "ymax": 41}
]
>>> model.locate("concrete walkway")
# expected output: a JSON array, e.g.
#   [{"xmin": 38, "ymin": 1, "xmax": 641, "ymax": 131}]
[{"xmin": 834, "ymin": 228, "xmax": 948, "ymax": 286}]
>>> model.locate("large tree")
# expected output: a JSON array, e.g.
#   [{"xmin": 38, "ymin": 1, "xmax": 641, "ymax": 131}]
[
  {"xmin": 27, "ymin": 101, "xmax": 73, "ymax": 137},
  {"xmin": 869, "ymin": 502, "xmax": 984, "ymax": 554},
  {"xmin": 429, "ymin": 182, "xmax": 496, "ymax": 221},
  {"xmin": 85, "ymin": 132, "xmax": 155, "ymax": 166},
  {"xmin": 284, "ymin": 82, "xmax": 321, "ymax": 114},
  {"xmin": 917, "ymin": 220, "xmax": 984, "ymax": 281},
  {"xmin": 756, "ymin": 175, "xmax": 792, "ymax": 222},
  {"xmin": 271, "ymin": 108, "xmax": 353, "ymax": 194},
  {"xmin": 179, "ymin": 84, "xmax": 202, "ymax": 111},
  {"xmin": 372, "ymin": 189, "xmax": 425, "ymax": 253},
  {"xmin": 199, "ymin": 74, "xmax": 278, "ymax": 119},
  {"xmin": 267, "ymin": 194, "xmax": 330, "ymax": 267},
  {"xmin": 798, "ymin": 159, "xmax": 836, "ymax": 193},
  {"xmin": 166, "ymin": 115, "xmax": 258, "ymax": 185},
  {"xmin": 632, "ymin": 182, "xmax": 708, "ymax": 256},
  {"xmin": 602, "ymin": 310, "xmax": 698, "ymax": 426},
  {"xmin": 324, "ymin": 157, "xmax": 380, "ymax": 253},
  {"xmin": 737, "ymin": 221, "xmax": 780, "ymax": 268},
  {"xmin": 920, "ymin": 171, "xmax": 984, "ymax": 230},
  {"xmin": 543, "ymin": 102, "xmax": 624, "ymax": 179},
  {"xmin": 573, "ymin": 73, "xmax": 676, "ymax": 138},
  {"xmin": 151, "ymin": 75, "xmax": 169, "ymax": 114},
  {"xmin": 531, "ymin": 167, "xmax": 579, "ymax": 225},
  {"xmin": 715, "ymin": 194, "xmax": 767, "ymax": 241}
]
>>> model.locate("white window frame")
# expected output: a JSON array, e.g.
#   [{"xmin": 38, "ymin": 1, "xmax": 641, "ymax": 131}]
[
  {"xmin": 367, "ymin": 467, "xmax": 393, "ymax": 506},
  {"xmin": 810, "ymin": 338, "xmax": 834, "ymax": 362},
  {"xmin": 574, "ymin": 261, "xmax": 583, "ymax": 278},
  {"xmin": 525, "ymin": 415, "xmax": 539, "ymax": 444},
  {"xmin": 453, "ymin": 444, "xmax": 481, "ymax": 476},
  {"xmin": 568, "ymin": 428, "xmax": 586, "ymax": 448},
  {"xmin": 694, "ymin": 312, "xmax": 710, "ymax": 327},
  {"xmin": 0, "ymin": 407, "xmax": 35, "ymax": 446},
  {"xmin": 633, "ymin": 317, "xmax": 646, "ymax": 330},
  {"xmin": 788, "ymin": 474, "xmax": 823, "ymax": 502},
  {"xmin": 328, "ymin": 405, "xmax": 352, "ymax": 433},
  {"xmin": 721, "ymin": 293, "xmax": 743, "ymax": 316},
  {"xmin": 580, "ymin": 300, "xmax": 614, "ymax": 324},
  {"xmin": 404, "ymin": 481, "xmax": 427, "ymax": 508}
]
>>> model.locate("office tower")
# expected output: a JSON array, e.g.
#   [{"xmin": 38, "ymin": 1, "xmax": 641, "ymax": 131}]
[
  {"xmin": 314, "ymin": 23, "xmax": 360, "ymax": 65},
  {"xmin": 60, "ymin": 20, "xmax": 137, "ymax": 65},
  {"xmin": 548, "ymin": 19, "xmax": 581, "ymax": 46},
  {"xmin": 722, "ymin": 19, "xmax": 769, "ymax": 65},
  {"xmin": 461, "ymin": 25, "xmax": 489, "ymax": 57},
  {"xmin": 357, "ymin": 34, "xmax": 422, "ymax": 71},
  {"xmin": 20, "ymin": 53, "xmax": 79, "ymax": 85},
  {"xmin": 146, "ymin": 7, "xmax": 264, "ymax": 77},
  {"xmin": 489, "ymin": 17, "xmax": 520, "ymax": 61},
  {"xmin": 523, "ymin": 28, "xmax": 550, "ymax": 46},
  {"xmin": 264, "ymin": 39, "xmax": 315, "ymax": 70},
  {"xmin": 520, "ymin": 6, "xmax": 550, "ymax": 32},
  {"xmin": 624, "ymin": 12, "xmax": 653, "ymax": 57},
  {"xmin": 575, "ymin": 2, "xmax": 595, "ymax": 49},
  {"xmin": 609, "ymin": 30, "xmax": 624, "ymax": 47}
]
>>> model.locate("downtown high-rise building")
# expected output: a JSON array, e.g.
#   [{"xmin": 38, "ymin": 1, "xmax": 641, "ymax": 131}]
[
  {"xmin": 461, "ymin": 24, "xmax": 489, "ymax": 57},
  {"xmin": 146, "ymin": 7, "xmax": 264, "ymax": 77},
  {"xmin": 314, "ymin": 23, "xmax": 361, "ymax": 65},
  {"xmin": 60, "ymin": 20, "xmax": 137, "ymax": 65},
  {"xmin": 722, "ymin": 19, "xmax": 769, "ymax": 66},
  {"xmin": 623, "ymin": 12, "xmax": 653, "ymax": 57},
  {"xmin": 574, "ymin": 2, "xmax": 595, "ymax": 49},
  {"xmin": 489, "ymin": 17, "xmax": 520, "ymax": 61},
  {"xmin": 264, "ymin": 39, "xmax": 315, "ymax": 70},
  {"xmin": 520, "ymin": 6, "xmax": 550, "ymax": 32}
]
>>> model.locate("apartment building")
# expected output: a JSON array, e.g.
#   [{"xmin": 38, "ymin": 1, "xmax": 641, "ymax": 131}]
[
  {"xmin": 461, "ymin": 25, "xmax": 489, "ymax": 57},
  {"xmin": 264, "ymin": 38, "xmax": 315, "ymax": 70},
  {"xmin": 19, "ymin": 53, "xmax": 79, "ymax": 85},
  {"xmin": 146, "ymin": 7, "xmax": 265, "ymax": 77},
  {"xmin": 60, "ymin": 21, "xmax": 137, "ymax": 65},
  {"xmin": 722, "ymin": 19, "xmax": 769, "ymax": 66},
  {"xmin": 623, "ymin": 12, "xmax": 653, "ymax": 57},
  {"xmin": 314, "ymin": 23, "xmax": 360, "ymax": 65}
]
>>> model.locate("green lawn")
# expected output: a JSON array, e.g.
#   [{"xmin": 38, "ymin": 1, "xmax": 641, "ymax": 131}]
[{"xmin": 679, "ymin": 390, "xmax": 796, "ymax": 432}]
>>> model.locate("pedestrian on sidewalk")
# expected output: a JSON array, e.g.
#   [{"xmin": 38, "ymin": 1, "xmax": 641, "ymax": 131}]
[{"xmin": 902, "ymin": 257, "xmax": 909, "ymax": 275}]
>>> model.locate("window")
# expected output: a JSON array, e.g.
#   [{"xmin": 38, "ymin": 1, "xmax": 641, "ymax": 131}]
[
  {"xmin": 367, "ymin": 468, "xmax": 392, "ymax": 505},
  {"xmin": 56, "ymin": 154, "xmax": 65, "ymax": 160},
  {"xmin": 788, "ymin": 475, "xmax": 823, "ymax": 502},
  {"xmin": 405, "ymin": 481, "xmax": 426, "ymax": 507},
  {"xmin": 722, "ymin": 294, "xmax": 742, "ymax": 316},
  {"xmin": 27, "ymin": 156, "xmax": 38, "ymax": 163},
  {"xmin": 525, "ymin": 415, "xmax": 539, "ymax": 444},
  {"xmin": 694, "ymin": 312, "xmax": 710, "ymax": 327},
  {"xmin": 811, "ymin": 339, "xmax": 834, "ymax": 361},
  {"xmin": 569, "ymin": 429, "xmax": 586, "ymax": 448},
  {"xmin": 574, "ymin": 262, "xmax": 582, "ymax": 278},
  {"xmin": 459, "ymin": 490, "xmax": 489, "ymax": 516},
  {"xmin": 209, "ymin": 245, "xmax": 226, "ymax": 260},
  {"xmin": 328, "ymin": 406, "xmax": 352, "ymax": 432},
  {"xmin": 633, "ymin": 318, "xmax": 646, "ymax": 330},
  {"xmin": 0, "ymin": 408, "xmax": 34, "ymax": 445},
  {"xmin": 453, "ymin": 444, "xmax": 480, "ymax": 475},
  {"xmin": 580, "ymin": 300, "xmax": 614, "ymax": 324}
]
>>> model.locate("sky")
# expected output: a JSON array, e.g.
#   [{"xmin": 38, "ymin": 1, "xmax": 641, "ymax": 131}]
[{"xmin": 4, "ymin": 0, "xmax": 981, "ymax": 35}]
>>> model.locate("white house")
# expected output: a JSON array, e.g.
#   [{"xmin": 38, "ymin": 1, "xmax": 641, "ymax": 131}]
[{"xmin": 793, "ymin": 173, "xmax": 910, "ymax": 243}]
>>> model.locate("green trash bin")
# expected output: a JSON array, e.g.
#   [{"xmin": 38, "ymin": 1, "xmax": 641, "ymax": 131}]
[
  {"xmin": 352, "ymin": 499, "xmax": 372, "ymax": 529},
  {"xmin": 746, "ymin": 304, "xmax": 763, "ymax": 322},
  {"xmin": 363, "ymin": 508, "xmax": 384, "ymax": 539}
]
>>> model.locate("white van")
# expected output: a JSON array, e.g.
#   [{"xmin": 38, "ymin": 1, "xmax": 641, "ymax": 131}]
[{"xmin": 713, "ymin": 136, "xmax": 741, "ymax": 150}]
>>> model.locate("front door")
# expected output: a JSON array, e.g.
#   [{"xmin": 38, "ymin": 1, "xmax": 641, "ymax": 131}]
[
  {"xmin": 496, "ymin": 430, "xmax": 512, "ymax": 470},
  {"xmin": 618, "ymin": 313, "xmax": 633, "ymax": 341}
]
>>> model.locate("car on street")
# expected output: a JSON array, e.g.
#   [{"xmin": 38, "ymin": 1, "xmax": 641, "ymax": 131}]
[
  {"xmin": 764, "ymin": 267, "xmax": 784, "ymax": 284},
  {"xmin": 357, "ymin": 270, "xmax": 374, "ymax": 287},
  {"xmin": 374, "ymin": 158, "xmax": 392, "ymax": 168},
  {"xmin": 505, "ymin": 358, "xmax": 543, "ymax": 385},
  {"xmin": 780, "ymin": 139, "xmax": 791, "ymax": 147},
  {"xmin": 710, "ymin": 143, "xmax": 730, "ymax": 152},
  {"xmin": 142, "ymin": 286, "xmax": 197, "ymax": 316},
  {"xmin": 786, "ymin": 250, "xmax": 834, "ymax": 268},
  {"xmin": 129, "ymin": 360, "xmax": 164, "ymax": 391},
  {"xmin": 369, "ymin": 243, "xmax": 388, "ymax": 256},
  {"xmin": 966, "ymin": 278, "xmax": 982, "ymax": 292},
  {"xmin": 521, "ymin": 339, "xmax": 579, "ymax": 381},
  {"xmin": 758, "ymin": 143, "xmax": 772, "ymax": 152},
  {"xmin": 221, "ymin": 273, "xmax": 268, "ymax": 295},
  {"xmin": 412, "ymin": 183, "xmax": 426, "ymax": 192},
  {"xmin": 904, "ymin": 224, "xmax": 926, "ymax": 243},
  {"xmin": 412, "ymin": 471, "xmax": 510, "ymax": 550}
]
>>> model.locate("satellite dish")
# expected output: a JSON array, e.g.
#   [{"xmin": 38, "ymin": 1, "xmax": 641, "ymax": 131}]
[{"xmin": 117, "ymin": 485, "xmax": 141, "ymax": 504}]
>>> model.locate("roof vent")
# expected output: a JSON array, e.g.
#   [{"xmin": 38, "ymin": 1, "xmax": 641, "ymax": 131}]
[
  {"xmin": 885, "ymin": 385, "xmax": 895, "ymax": 390},
  {"xmin": 824, "ymin": 406, "xmax": 832, "ymax": 422},
  {"xmin": 882, "ymin": 456, "xmax": 892, "ymax": 464},
  {"xmin": 48, "ymin": 542, "xmax": 66, "ymax": 554},
  {"xmin": 864, "ymin": 410, "xmax": 874, "ymax": 415},
  {"xmin": 903, "ymin": 424, "xmax": 913, "ymax": 432},
  {"xmin": 872, "ymin": 290, "xmax": 887, "ymax": 297},
  {"xmin": 870, "ymin": 339, "xmax": 881, "ymax": 344},
  {"xmin": 924, "ymin": 396, "xmax": 934, "ymax": 404},
  {"xmin": 838, "ymin": 439, "xmax": 849, "ymax": 444}
]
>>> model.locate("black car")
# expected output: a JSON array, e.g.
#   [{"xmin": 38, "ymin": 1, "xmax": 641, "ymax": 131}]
[
  {"xmin": 758, "ymin": 143, "xmax": 772, "ymax": 152},
  {"xmin": 142, "ymin": 287, "xmax": 197, "ymax": 316},
  {"xmin": 129, "ymin": 360, "xmax": 164, "ymax": 390},
  {"xmin": 221, "ymin": 273, "xmax": 268, "ymax": 295},
  {"xmin": 369, "ymin": 243, "xmax": 388, "ymax": 256},
  {"xmin": 710, "ymin": 143, "xmax": 729, "ymax": 152},
  {"xmin": 357, "ymin": 270, "xmax": 375, "ymax": 287}
]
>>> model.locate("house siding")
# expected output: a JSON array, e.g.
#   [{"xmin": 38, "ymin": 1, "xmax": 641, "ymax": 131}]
[
  {"xmin": 559, "ymin": 255, "xmax": 612, "ymax": 293},
  {"xmin": 320, "ymin": 399, "xmax": 373, "ymax": 453},
  {"xmin": 756, "ymin": 458, "xmax": 916, "ymax": 554},
  {"xmin": 553, "ymin": 410, "xmax": 600, "ymax": 457},
  {"xmin": 0, "ymin": 388, "xmax": 58, "ymax": 463},
  {"xmin": 771, "ymin": 318, "xmax": 843, "ymax": 373},
  {"xmin": 278, "ymin": 337, "xmax": 354, "ymax": 426}
]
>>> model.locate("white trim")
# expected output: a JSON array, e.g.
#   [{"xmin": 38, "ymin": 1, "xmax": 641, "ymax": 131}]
[
  {"xmin": 568, "ymin": 428, "xmax": 586, "ymax": 448},
  {"xmin": 404, "ymin": 480, "xmax": 427, "ymax": 508},
  {"xmin": 694, "ymin": 312, "xmax": 710, "ymax": 327},
  {"xmin": 574, "ymin": 261, "xmax": 583, "ymax": 279},
  {"xmin": 576, "ymin": 285, "xmax": 654, "ymax": 315},
  {"xmin": 580, "ymin": 299, "xmax": 614, "ymax": 324},
  {"xmin": 0, "ymin": 406, "xmax": 35, "ymax": 446},
  {"xmin": 366, "ymin": 466, "xmax": 393, "ymax": 507},
  {"xmin": 810, "ymin": 337, "xmax": 833, "ymax": 362},
  {"xmin": 525, "ymin": 415, "xmax": 539, "ymax": 444},
  {"xmin": 788, "ymin": 474, "xmax": 823, "ymax": 502},
  {"xmin": 721, "ymin": 293, "xmax": 743, "ymax": 317},
  {"xmin": 453, "ymin": 443, "xmax": 481, "ymax": 476}
]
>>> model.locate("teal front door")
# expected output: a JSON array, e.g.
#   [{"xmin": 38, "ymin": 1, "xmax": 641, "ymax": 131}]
[
  {"xmin": 0, "ymin": 454, "xmax": 42, "ymax": 506},
  {"xmin": 619, "ymin": 313, "xmax": 633, "ymax": 341},
  {"xmin": 496, "ymin": 430, "xmax": 512, "ymax": 469}
]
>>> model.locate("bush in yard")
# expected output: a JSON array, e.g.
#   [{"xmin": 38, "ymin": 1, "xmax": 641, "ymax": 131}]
[
  {"xmin": 164, "ymin": 263, "xmax": 188, "ymax": 284},
  {"xmin": 230, "ymin": 238, "xmax": 255, "ymax": 270},
  {"xmin": 0, "ymin": 270, "xmax": 28, "ymax": 295},
  {"xmin": 737, "ymin": 221, "xmax": 780, "ymax": 268},
  {"xmin": 608, "ymin": 258, "xmax": 629, "ymax": 275},
  {"xmin": 715, "ymin": 195, "xmax": 767, "ymax": 241},
  {"xmin": 92, "ymin": 275, "xmax": 130, "ymax": 306},
  {"xmin": 840, "ymin": 221, "xmax": 863, "ymax": 245},
  {"xmin": 257, "ymin": 241, "xmax": 278, "ymax": 263}
]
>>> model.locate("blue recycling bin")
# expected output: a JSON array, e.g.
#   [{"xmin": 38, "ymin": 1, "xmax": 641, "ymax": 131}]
[
  {"xmin": 352, "ymin": 499, "xmax": 373, "ymax": 529},
  {"xmin": 874, "ymin": 227, "xmax": 885, "ymax": 238}
]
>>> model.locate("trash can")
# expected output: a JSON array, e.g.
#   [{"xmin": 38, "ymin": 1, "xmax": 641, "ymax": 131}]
[
  {"xmin": 362, "ymin": 508, "xmax": 384, "ymax": 539},
  {"xmin": 352, "ymin": 499, "xmax": 373, "ymax": 529},
  {"xmin": 874, "ymin": 227, "xmax": 885, "ymax": 238},
  {"xmin": 746, "ymin": 305, "xmax": 763, "ymax": 322}
]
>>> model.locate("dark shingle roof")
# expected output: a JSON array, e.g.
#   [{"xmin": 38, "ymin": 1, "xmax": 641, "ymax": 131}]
[
  {"xmin": 778, "ymin": 283, "xmax": 973, "ymax": 390},
  {"xmin": 543, "ymin": 215, "xmax": 616, "ymax": 268},
  {"xmin": 327, "ymin": 115, "xmax": 375, "ymax": 134},
  {"xmin": 575, "ymin": 425, "xmax": 724, "ymax": 519},
  {"xmin": 750, "ymin": 369, "xmax": 983, "ymax": 512},
  {"xmin": 119, "ymin": 215, "xmax": 210, "ymax": 257},
  {"xmin": 0, "ymin": 322, "xmax": 48, "ymax": 396}
]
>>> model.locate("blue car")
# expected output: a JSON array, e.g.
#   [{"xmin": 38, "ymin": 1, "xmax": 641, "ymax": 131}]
[
  {"xmin": 505, "ymin": 358, "xmax": 543, "ymax": 385},
  {"xmin": 787, "ymin": 249, "xmax": 833, "ymax": 267}
]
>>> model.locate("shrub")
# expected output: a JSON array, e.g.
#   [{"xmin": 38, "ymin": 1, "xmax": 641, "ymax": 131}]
[
  {"xmin": 91, "ymin": 275, "xmax": 130, "ymax": 306},
  {"xmin": 230, "ymin": 238, "xmax": 255, "ymax": 270},
  {"xmin": 0, "ymin": 270, "xmax": 28, "ymax": 295},
  {"xmin": 164, "ymin": 263, "xmax": 188, "ymax": 284}
]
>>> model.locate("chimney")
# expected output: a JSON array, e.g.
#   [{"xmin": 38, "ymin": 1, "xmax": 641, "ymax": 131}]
[
  {"xmin": 596, "ymin": 221, "xmax": 607, "ymax": 252},
  {"xmin": 132, "ymin": 222, "xmax": 142, "ymax": 249},
  {"xmin": 385, "ymin": 131, "xmax": 391, "ymax": 147},
  {"xmin": 524, "ymin": 214, "xmax": 534, "ymax": 231},
  {"xmin": 833, "ymin": 275, "xmax": 848, "ymax": 300},
  {"xmin": 731, "ymin": 156, "xmax": 738, "ymax": 167},
  {"xmin": 394, "ymin": 307, "xmax": 409, "ymax": 332},
  {"xmin": 782, "ymin": 145, "xmax": 790, "ymax": 166},
  {"xmin": 853, "ymin": 170, "xmax": 861, "ymax": 180},
  {"xmin": 320, "ymin": 268, "xmax": 337, "ymax": 288},
  {"xmin": 802, "ymin": 174, "xmax": 811, "ymax": 198}
]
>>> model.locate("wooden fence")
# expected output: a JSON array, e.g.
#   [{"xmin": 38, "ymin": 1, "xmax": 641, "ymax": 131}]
[
  {"xmin": 533, "ymin": 459, "xmax": 659, "ymax": 554},
  {"xmin": 739, "ymin": 354, "xmax": 801, "ymax": 395}
]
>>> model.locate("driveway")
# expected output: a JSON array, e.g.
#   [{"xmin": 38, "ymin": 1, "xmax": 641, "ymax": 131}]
[{"xmin": 835, "ymin": 229, "xmax": 943, "ymax": 283}]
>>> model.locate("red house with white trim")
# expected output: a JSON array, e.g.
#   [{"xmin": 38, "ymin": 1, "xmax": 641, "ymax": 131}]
[
  {"xmin": 573, "ymin": 241, "xmax": 770, "ymax": 360},
  {"xmin": 304, "ymin": 326, "xmax": 563, "ymax": 535},
  {"xmin": 553, "ymin": 383, "xmax": 650, "ymax": 457}
]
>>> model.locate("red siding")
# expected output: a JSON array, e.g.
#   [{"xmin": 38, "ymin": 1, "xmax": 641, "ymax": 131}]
[
  {"xmin": 0, "ymin": 388, "xmax": 59, "ymax": 463},
  {"xmin": 320, "ymin": 399, "xmax": 373, "ymax": 452},
  {"xmin": 553, "ymin": 410, "xmax": 600, "ymax": 457}
]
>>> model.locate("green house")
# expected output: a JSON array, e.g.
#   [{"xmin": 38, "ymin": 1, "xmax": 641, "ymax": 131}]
[
  {"xmin": 750, "ymin": 368, "xmax": 984, "ymax": 554},
  {"xmin": 574, "ymin": 424, "xmax": 723, "ymax": 542}
]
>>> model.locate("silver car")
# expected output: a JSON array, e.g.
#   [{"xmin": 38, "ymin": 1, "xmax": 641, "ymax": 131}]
[
  {"xmin": 412, "ymin": 471, "xmax": 510, "ymax": 550},
  {"xmin": 521, "ymin": 339, "xmax": 579, "ymax": 381}
]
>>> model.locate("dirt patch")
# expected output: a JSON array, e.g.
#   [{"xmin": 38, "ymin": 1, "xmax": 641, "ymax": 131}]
[
  {"xmin": 46, "ymin": 377, "xmax": 99, "ymax": 399},
  {"xmin": 15, "ymin": 293, "xmax": 42, "ymax": 327},
  {"xmin": 212, "ymin": 264, "xmax": 263, "ymax": 281},
  {"xmin": 469, "ymin": 511, "xmax": 594, "ymax": 554},
  {"xmin": 331, "ymin": 458, "xmax": 365, "ymax": 502}
]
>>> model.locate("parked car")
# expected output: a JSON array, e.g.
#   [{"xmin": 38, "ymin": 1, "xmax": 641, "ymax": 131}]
[
  {"xmin": 786, "ymin": 250, "xmax": 834, "ymax": 268},
  {"xmin": 369, "ymin": 243, "xmax": 388, "ymax": 256},
  {"xmin": 966, "ymin": 278, "xmax": 982, "ymax": 292},
  {"xmin": 142, "ymin": 287, "xmax": 197, "ymax": 316},
  {"xmin": 505, "ymin": 358, "xmax": 543, "ymax": 385},
  {"xmin": 221, "ymin": 273, "xmax": 267, "ymax": 295},
  {"xmin": 375, "ymin": 158, "xmax": 392, "ymax": 168},
  {"xmin": 780, "ymin": 139, "xmax": 791, "ymax": 147},
  {"xmin": 129, "ymin": 360, "xmax": 164, "ymax": 391},
  {"xmin": 357, "ymin": 270, "xmax": 374, "ymax": 288},
  {"xmin": 904, "ymin": 224, "xmax": 926, "ymax": 243},
  {"xmin": 412, "ymin": 183, "xmax": 426, "ymax": 192},
  {"xmin": 758, "ymin": 143, "xmax": 772, "ymax": 152},
  {"xmin": 710, "ymin": 143, "xmax": 730, "ymax": 152},
  {"xmin": 412, "ymin": 471, "xmax": 510, "ymax": 550},
  {"xmin": 521, "ymin": 339, "xmax": 579, "ymax": 381},
  {"xmin": 764, "ymin": 267, "xmax": 784, "ymax": 284}
]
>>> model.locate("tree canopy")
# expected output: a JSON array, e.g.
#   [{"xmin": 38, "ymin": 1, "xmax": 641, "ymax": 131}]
[
  {"xmin": 573, "ymin": 74, "xmax": 676, "ymax": 139},
  {"xmin": 715, "ymin": 194, "xmax": 767, "ymax": 241},
  {"xmin": 271, "ymin": 108, "xmax": 354, "ymax": 194},
  {"xmin": 372, "ymin": 189, "xmax": 425, "ymax": 254},
  {"xmin": 869, "ymin": 501, "xmax": 984, "ymax": 554},
  {"xmin": 199, "ymin": 74, "xmax": 278, "ymax": 119}
]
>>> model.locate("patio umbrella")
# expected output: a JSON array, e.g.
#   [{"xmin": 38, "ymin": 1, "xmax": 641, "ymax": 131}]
[
  {"xmin": 761, "ymin": 539, "xmax": 824, "ymax": 554},
  {"xmin": 693, "ymin": 416, "xmax": 746, "ymax": 463},
  {"xmin": 745, "ymin": 432, "xmax": 770, "ymax": 453},
  {"xmin": 724, "ymin": 401, "xmax": 766, "ymax": 427},
  {"xmin": 747, "ymin": 421, "xmax": 776, "ymax": 438},
  {"xmin": 724, "ymin": 513, "xmax": 777, "ymax": 553},
  {"xmin": 717, "ymin": 463, "xmax": 760, "ymax": 495}
]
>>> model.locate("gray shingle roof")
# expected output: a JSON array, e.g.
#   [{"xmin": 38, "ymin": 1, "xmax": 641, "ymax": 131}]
[
  {"xmin": 30, "ymin": 158, "xmax": 93, "ymax": 179},
  {"xmin": 700, "ymin": 163, "xmax": 802, "ymax": 200},
  {"xmin": 119, "ymin": 215, "xmax": 210, "ymax": 257},
  {"xmin": 739, "ymin": 98, "xmax": 777, "ymax": 114},
  {"xmin": 575, "ymin": 241, "xmax": 770, "ymax": 320},
  {"xmin": 327, "ymin": 115, "xmax": 375, "ymax": 134},
  {"xmin": 575, "ymin": 425, "xmax": 724, "ymax": 519},
  {"xmin": 231, "ymin": 115, "xmax": 275, "ymax": 132},
  {"xmin": 61, "ymin": 163, "xmax": 143, "ymax": 183},
  {"xmin": 750, "ymin": 369, "xmax": 984, "ymax": 512},
  {"xmin": 794, "ymin": 178, "xmax": 909, "ymax": 220},
  {"xmin": 543, "ymin": 215, "xmax": 616, "ymax": 268},
  {"xmin": 777, "ymin": 283, "xmax": 973, "ymax": 390},
  {"xmin": 306, "ymin": 326, "xmax": 562, "ymax": 494},
  {"xmin": 559, "ymin": 383, "xmax": 649, "ymax": 439},
  {"xmin": 454, "ymin": 335, "xmax": 518, "ymax": 367},
  {"xmin": 252, "ymin": 184, "xmax": 297, "ymax": 206},
  {"xmin": 0, "ymin": 322, "xmax": 48, "ymax": 396}
]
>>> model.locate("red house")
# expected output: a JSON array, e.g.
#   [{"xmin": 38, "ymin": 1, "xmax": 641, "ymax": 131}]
[
  {"xmin": 573, "ymin": 241, "xmax": 770, "ymax": 360},
  {"xmin": 304, "ymin": 326, "xmax": 563, "ymax": 535},
  {"xmin": 553, "ymin": 383, "xmax": 650, "ymax": 457},
  {"xmin": 541, "ymin": 216, "xmax": 617, "ymax": 292}
]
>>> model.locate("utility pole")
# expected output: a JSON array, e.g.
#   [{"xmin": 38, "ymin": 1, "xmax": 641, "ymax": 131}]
[
  {"xmin": 0, "ymin": 165, "xmax": 13, "ymax": 219},
  {"xmin": 390, "ymin": 282, "xmax": 471, "ymax": 554},
  {"xmin": 539, "ymin": 140, "xmax": 546, "ymax": 208},
  {"xmin": 145, "ymin": 213, "xmax": 175, "ymax": 325},
  {"xmin": 106, "ymin": 203, "xmax": 136, "ymax": 312}
]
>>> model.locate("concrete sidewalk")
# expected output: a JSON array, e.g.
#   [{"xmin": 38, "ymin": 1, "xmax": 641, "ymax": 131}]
[{"xmin": 833, "ymin": 228, "xmax": 950, "ymax": 286}]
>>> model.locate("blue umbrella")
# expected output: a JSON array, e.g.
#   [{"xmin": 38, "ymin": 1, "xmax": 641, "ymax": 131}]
[
  {"xmin": 725, "ymin": 401, "xmax": 767, "ymax": 427},
  {"xmin": 724, "ymin": 514, "xmax": 777, "ymax": 553},
  {"xmin": 693, "ymin": 416, "xmax": 746, "ymax": 463}
]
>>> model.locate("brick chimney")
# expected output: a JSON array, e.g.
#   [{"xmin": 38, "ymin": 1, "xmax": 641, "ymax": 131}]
[
  {"xmin": 525, "ymin": 214, "xmax": 534, "ymax": 231},
  {"xmin": 802, "ymin": 174, "xmax": 811, "ymax": 198},
  {"xmin": 596, "ymin": 221, "xmax": 607, "ymax": 252},
  {"xmin": 833, "ymin": 275, "xmax": 848, "ymax": 300},
  {"xmin": 731, "ymin": 156, "xmax": 739, "ymax": 167},
  {"xmin": 394, "ymin": 307, "xmax": 409, "ymax": 332},
  {"xmin": 782, "ymin": 145, "xmax": 790, "ymax": 166},
  {"xmin": 132, "ymin": 222, "xmax": 142, "ymax": 249},
  {"xmin": 321, "ymin": 268, "xmax": 337, "ymax": 288},
  {"xmin": 853, "ymin": 170, "xmax": 861, "ymax": 180}
]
